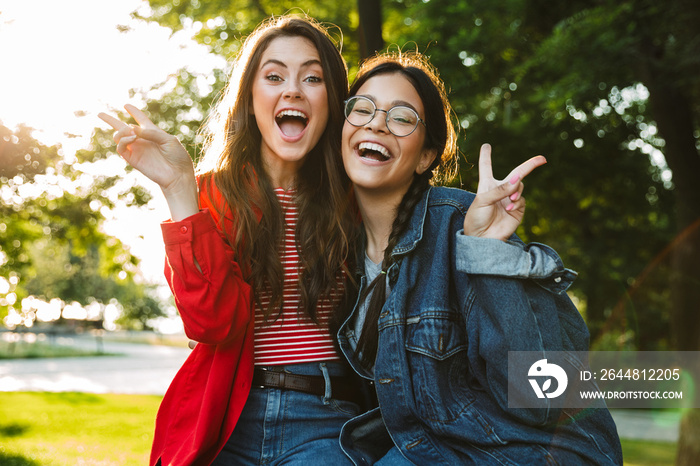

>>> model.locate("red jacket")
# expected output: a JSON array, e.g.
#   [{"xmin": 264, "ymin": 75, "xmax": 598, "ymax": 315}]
[{"xmin": 150, "ymin": 182, "xmax": 255, "ymax": 466}]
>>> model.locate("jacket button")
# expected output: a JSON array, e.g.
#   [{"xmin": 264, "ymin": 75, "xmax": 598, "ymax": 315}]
[
  {"xmin": 180, "ymin": 226, "xmax": 189, "ymax": 234},
  {"xmin": 554, "ymin": 277, "xmax": 561, "ymax": 283}
]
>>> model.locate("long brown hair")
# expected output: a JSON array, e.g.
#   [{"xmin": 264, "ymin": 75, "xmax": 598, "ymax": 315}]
[
  {"xmin": 197, "ymin": 15, "xmax": 352, "ymax": 322},
  {"xmin": 350, "ymin": 52, "xmax": 459, "ymax": 367}
]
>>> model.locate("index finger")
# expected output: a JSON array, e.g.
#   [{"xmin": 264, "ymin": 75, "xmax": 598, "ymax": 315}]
[
  {"xmin": 507, "ymin": 155, "xmax": 547, "ymax": 182},
  {"xmin": 124, "ymin": 104, "xmax": 157, "ymax": 129},
  {"xmin": 98, "ymin": 112, "xmax": 129, "ymax": 131}
]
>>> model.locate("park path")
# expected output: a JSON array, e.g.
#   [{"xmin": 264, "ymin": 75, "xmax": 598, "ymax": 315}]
[
  {"xmin": 0, "ymin": 334, "xmax": 680, "ymax": 442},
  {"xmin": 0, "ymin": 334, "xmax": 190, "ymax": 395}
]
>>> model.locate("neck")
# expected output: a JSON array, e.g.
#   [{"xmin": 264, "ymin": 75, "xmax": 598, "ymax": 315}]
[
  {"xmin": 267, "ymin": 167, "xmax": 298, "ymax": 190},
  {"xmin": 354, "ymin": 187, "xmax": 405, "ymax": 265},
  {"xmin": 261, "ymin": 150, "xmax": 302, "ymax": 190}
]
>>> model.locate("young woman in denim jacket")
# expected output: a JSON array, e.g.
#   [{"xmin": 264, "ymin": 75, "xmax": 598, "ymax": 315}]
[{"xmin": 335, "ymin": 52, "xmax": 623, "ymax": 465}]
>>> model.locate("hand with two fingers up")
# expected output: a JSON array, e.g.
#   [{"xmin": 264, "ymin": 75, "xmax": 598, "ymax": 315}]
[
  {"xmin": 98, "ymin": 105, "xmax": 199, "ymax": 221},
  {"xmin": 463, "ymin": 143, "xmax": 547, "ymax": 241}
]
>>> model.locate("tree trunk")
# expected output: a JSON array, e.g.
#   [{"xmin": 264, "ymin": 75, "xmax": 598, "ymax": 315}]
[
  {"xmin": 357, "ymin": 0, "xmax": 384, "ymax": 59},
  {"xmin": 642, "ymin": 56, "xmax": 700, "ymax": 466},
  {"xmin": 644, "ymin": 76, "xmax": 700, "ymax": 353}
]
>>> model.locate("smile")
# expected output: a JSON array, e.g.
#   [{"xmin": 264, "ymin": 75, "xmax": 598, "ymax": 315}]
[
  {"xmin": 357, "ymin": 142, "xmax": 391, "ymax": 162},
  {"xmin": 276, "ymin": 109, "xmax": 309, "ymax": 138}
]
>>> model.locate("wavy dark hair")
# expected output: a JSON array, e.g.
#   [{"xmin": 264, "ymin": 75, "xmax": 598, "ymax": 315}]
[
  {"xmin": 347, "ymin": 52, "xmax": 459, "ymax": 367},
  {"xmin": 197, "ymin": 15, "xmax": 352, "ymax": 322}
]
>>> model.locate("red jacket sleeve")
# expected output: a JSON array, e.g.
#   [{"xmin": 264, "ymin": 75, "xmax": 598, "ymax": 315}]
[{"xmin": 161, "ymin": 209, "xmax": 252, "ymax": 345}]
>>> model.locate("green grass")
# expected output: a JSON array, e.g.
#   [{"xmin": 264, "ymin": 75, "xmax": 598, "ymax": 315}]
[
  {"xmin": 0, "ymin": 392, "xmax": 679, "ymax": 465},
  {"xmin": 100, "ymin": 331, "xmax": 190, "ymax": 348},
  {"xmin": 0, "ymin": 341, "xmax": 113, "ymax": 359},
  {"xmin": 0, "ymin": 392, "xmax": 161, "ymax": 466},
  {"xmin": 620, "ymin": 438, "xmax": 677, "ymax": 465}
]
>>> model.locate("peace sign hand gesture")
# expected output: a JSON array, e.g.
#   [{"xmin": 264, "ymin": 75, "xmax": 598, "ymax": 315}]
[
  {"xmin": 463, "ymin": 144, "xmax": 546, "ymax": 241},
  {"xmin": 98, "ymin": 105, "xmax": 199, "ymax": 221}
]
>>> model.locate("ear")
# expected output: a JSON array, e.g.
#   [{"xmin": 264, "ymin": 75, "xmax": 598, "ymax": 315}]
[{"xmin": 416, "ymin": 148, "xmax": 437, "ymax": 175}]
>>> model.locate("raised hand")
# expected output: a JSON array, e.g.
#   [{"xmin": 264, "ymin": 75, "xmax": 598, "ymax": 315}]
[
  {"xmin": 463, "ymin": 144, "xmax": 546, "ymax": 241},
  {"xmin": 98, "ymin": 105, "xmax": 199, "ymax": 221}
]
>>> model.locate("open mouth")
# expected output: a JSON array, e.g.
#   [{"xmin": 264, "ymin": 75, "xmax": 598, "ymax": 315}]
[
  {"xmin": 357, "ymin": 142, "xmax": 391, "ymax": 162},
  {"xmin": 276, "ymin": 109, "xmax": 308, "ymax": 137}
]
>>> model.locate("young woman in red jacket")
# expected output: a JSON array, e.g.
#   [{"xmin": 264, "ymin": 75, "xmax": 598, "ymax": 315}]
[{"xmin": 100, "ymin": 15, "xmax": 358, "ymax": 466}]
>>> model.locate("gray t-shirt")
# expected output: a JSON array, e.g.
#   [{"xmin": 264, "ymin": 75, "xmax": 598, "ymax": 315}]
[
  {"xmin": 352, "ymin": 254, "xmax": 383, "ymax": 341},
  {"xmin": 349, "ymin": 254, "xmax": 391, "ymax": 370}
]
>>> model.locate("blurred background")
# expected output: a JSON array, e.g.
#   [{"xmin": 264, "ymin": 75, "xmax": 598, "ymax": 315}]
[{"xmin": 0, "ymin": 0, "xmax": 698, "ymax": 464}]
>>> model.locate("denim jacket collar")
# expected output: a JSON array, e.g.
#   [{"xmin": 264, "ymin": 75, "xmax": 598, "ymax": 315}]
[
  {"xmin": 391, "ymin": 186, "xmax": 432, "ymax": 258},
  {"xmin": 353, "ymin": 187, "xmax": 432, "ymax": 277}
]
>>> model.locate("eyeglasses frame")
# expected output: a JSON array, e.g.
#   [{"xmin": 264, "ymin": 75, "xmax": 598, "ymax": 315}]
[{"xmin": 343, "ymin": 96, "xmax": 426, "ymax": 137}]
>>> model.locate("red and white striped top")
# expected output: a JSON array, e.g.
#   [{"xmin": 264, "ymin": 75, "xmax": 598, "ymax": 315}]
[{"xmin": 253, "ymin": 188, "xmax": 340, "ymax": 365}]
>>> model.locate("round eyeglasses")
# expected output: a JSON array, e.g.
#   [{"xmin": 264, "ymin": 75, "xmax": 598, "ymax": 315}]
[{"xmin": 344, "ymin": 95, "xmax": 426, "ymax": 137}]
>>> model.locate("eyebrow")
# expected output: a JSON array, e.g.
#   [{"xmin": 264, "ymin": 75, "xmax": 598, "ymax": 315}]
[
  {"xmin": 260, "ymin": 58, "xmax": 323, "ymax": 69},
  {"xmin": 361, "ymin": 94, "xmax": 420, "ymax": 113}
]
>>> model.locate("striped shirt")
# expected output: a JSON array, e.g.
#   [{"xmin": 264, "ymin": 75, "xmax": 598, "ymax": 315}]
[{"xmin": 253, "ymin": 188, "xmax": 341, "ymax": 365}]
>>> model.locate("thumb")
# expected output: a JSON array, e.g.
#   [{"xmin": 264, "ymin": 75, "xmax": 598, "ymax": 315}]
[{"xmin": 475, "ymin": 177, "xmax": 520, "ymax": 207}]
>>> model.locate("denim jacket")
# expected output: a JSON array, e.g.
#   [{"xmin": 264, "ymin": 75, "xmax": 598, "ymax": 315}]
[{"xmin": 337, "ymin": 187, "xmax": 622, "ymax": 465}]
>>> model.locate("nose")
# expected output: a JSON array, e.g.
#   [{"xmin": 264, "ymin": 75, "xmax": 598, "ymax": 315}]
[
  {"xmin": 365, "ymin": 109, "xmax": 389, "ymax": 133},
  {"xmin": 284, "ymin": 80, "xmax": 303, "ymax": 100}
]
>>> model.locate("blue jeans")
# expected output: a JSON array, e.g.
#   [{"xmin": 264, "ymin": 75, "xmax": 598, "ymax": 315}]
[{"xmin": 211, "ymin": 361, "xmax": 360, "ymax": 465}]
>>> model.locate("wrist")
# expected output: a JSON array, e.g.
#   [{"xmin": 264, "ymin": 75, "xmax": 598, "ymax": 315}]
[
  {"xmin": 462, "ymin": 226, "xmax": 509, "ymax": 242},
  {"xmin": 161, "ymin": 176, "xmax": 199, "ymax": 221}
]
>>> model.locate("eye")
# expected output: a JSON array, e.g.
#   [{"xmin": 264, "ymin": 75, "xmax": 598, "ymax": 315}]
[
  {"xmin": 350, "ymin": 99, "xmax": 375, "ymax": 115},
  {"xmin": 390, "ymin": 108, "xmax": 417, "ymax": 125},
  {"xmin": 304, "ymin": 75, "xmax": 323, "ymax": 84},
  {"xmin": 353, "ymin": 107, "xmax": 373, "ymax": 115},
  {"xmin": 265, "ymin": 73, "xmax": 283, "ymax": 82},
  {"xmin": 392, "ymin": 116, "xmax": 412, "ymax": 124}
]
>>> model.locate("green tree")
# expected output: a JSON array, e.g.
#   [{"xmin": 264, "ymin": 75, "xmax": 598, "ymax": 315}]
[
  {"xmin": 0, "ymin": 122, "xmax": 165, "ymax": 331},
  {"xmin": 1, "ymin": 124, "xmax": 56, "ymax": 279},
  {"xmin": 138, "ymin": 0, "xmax": 363, "ymax": 69},
  {"xmin": 381, "ymin": 0, "xmax": 679, "ymax": 349},
  {"xmin": 523, "ymin": 0, "xmax": 700, "ymax": 351},
  {"xmin": 519, "ymin": 2, "xmax": 700, "ymax": 462}
]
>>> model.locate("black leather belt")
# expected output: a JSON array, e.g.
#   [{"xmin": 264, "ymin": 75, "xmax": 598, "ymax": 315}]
[{"xmin": 252, "ymin": 367, "xmax": 359, "ymax": 404}]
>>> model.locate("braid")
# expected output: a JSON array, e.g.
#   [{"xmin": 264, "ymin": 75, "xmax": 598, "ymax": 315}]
[{"xmin": 356, "ymin": 173, "xmax": 432, "ymax": 368}]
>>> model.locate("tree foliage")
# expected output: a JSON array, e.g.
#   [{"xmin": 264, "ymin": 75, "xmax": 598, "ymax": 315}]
[
  {"xmin": 137, "ymin": 0, "xmax": 363, "ymax": 70},
  {"xmin": 384, "ymin": 0, "xmax": 697, "ymax": 353},
  {"xmin": 0, "ymin": 123, "xmax": 165, "ymax": 331}
]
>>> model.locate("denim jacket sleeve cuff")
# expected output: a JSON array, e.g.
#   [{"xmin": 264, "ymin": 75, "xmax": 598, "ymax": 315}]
[{"xmin": 455, "ymin": 232, "xmax": 577, "ymax": 293}]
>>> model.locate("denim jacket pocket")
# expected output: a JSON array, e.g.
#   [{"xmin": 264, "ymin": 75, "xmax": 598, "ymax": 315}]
[
  {"xmin": 404, "ymin": 313, "xmax": 475, "ymax": 424},
  {"xmin": 405, "ymin": 312, "xmax": 466, "ymax": 360},
  {"xmin": 404, "ymin": 315, "xmax": 508, "ymax": 446}
]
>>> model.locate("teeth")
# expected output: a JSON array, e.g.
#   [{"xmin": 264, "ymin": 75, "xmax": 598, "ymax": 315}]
[
  {"xmin": 358, "ymin": 142, "xmax": 390, "ymax": 159},
  {"xmin": 277, "ymin": 109, "xmax": 307, "ymax": 119}
]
